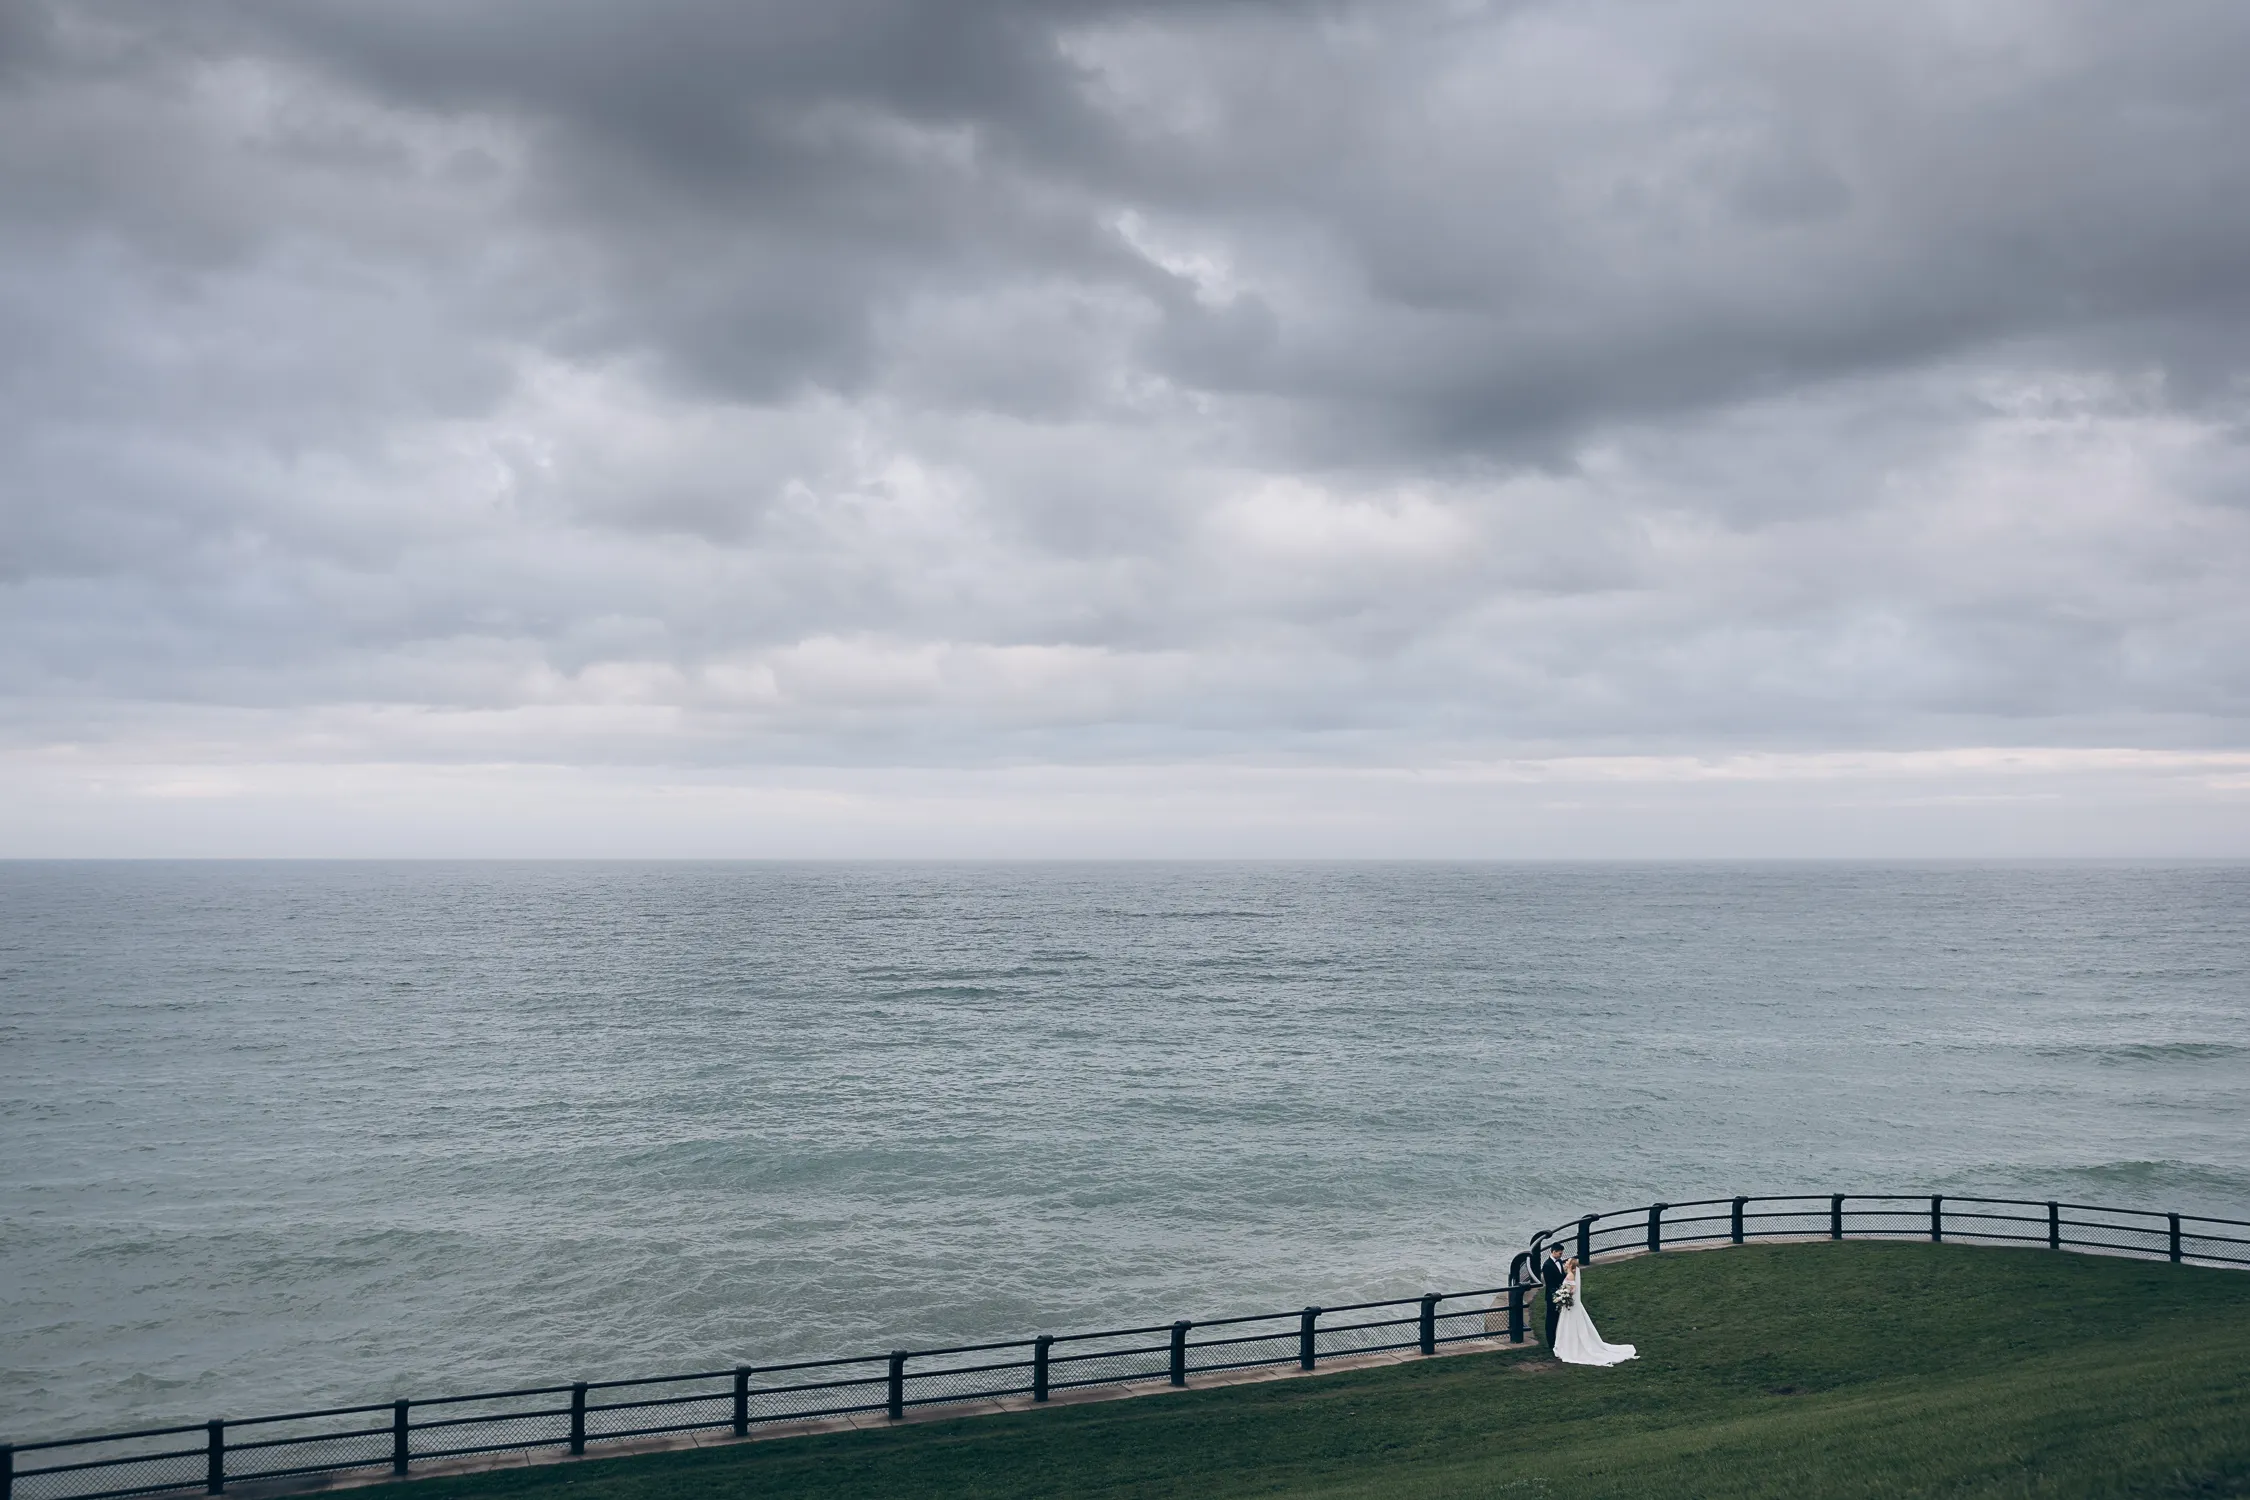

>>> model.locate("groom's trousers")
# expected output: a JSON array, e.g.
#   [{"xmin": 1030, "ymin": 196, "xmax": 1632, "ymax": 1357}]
[{"xmin": 1543, "ymin": 1296, "xmax": 1559, "ymax": 1349}]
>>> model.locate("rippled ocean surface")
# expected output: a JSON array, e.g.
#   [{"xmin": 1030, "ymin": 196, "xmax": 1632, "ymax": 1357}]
[{"xmin": 3, "ymin": 861, "xmax": 2247, "ymax": 1435}]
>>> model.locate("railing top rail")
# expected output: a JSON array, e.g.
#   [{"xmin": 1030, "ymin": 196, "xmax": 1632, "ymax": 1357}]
[
  {"xmin": 1528, "ymin": 1190, "xmax": 2239, "ymax": 1250},
  {"xmin": 11, "ymin": 1421, "xmax": 213, "ymax": 1453},
  {"xmin": 226, "ymin": 1424, "xmax": 392, "ymax": 1453},
  {"xmin": 1593, "ymin": 1196, "xmax": 2241, "ymax": 1240},
  {"xmin": 1529, "ymin": 1212, "xmax": 1636, "ymax": 1241},
  {"xmin": 582, "ymin": 1368, "xmax": 737, "ymax": 1392},
  {"xmin": 1298, "ymin": 1294, "xmax": 1420, "ymax": 1318},
  {"xmin": 1174, "ymin": 1288, "xmax": 1498, "ymax": 1330},
  {"xmin": 410, "ymin": 1383, "xmax": 578, "ymax": 1408},
  {"xmin": 227, "ymin": 1401, "xmax": 401, "ymax": 1427},
  {"xmin": 1162, "ymin": 1310, "xmax": 1295, "ymax": 1332},
  {"xmin": 1047, "ymin": 1321, "xmax": 1180, "ymax": 1344},
  {"xmin": 1046, "ymin": 1339, "xmax": 1168, "ymax": 1360},
  {"xmin": 2043, "ymin": 1201, "xmax": 2250, "ymax": 1229},
  {"xmin": 737, "ymin": 1351, "xmax": 894, "ymax": 1377},
  {"xmin": 589, "ymin": 1340, "xmax": 1044, "ymax": 1385},
  {"xmin": 13, "ymin": 1446, "xmax": 211, "ymax": 1476},
  {"xmin": 892, "ymin": 1337, "xmax": 1041, "ymax": 1361},
  {"xmin": 2050, "ymin": 1200, "xmax": 2171, "ymax": 1219}
]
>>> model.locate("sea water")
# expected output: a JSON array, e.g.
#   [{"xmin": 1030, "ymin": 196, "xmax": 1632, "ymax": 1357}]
[{"xmin": 2, "ymin": 861, "xmax": 2246, "ymax": 1436}]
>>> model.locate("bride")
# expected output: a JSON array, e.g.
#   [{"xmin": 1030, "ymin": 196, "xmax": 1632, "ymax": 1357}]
[{"xmin": 1551, "ymin": 1258, "xmax": 1637, "ymax": 1366}]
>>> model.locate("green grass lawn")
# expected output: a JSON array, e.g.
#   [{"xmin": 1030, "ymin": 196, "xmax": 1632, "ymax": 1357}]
[{"xmin": 390, "ymin": 1243, "xmax": 2250, "ymax": 1499}]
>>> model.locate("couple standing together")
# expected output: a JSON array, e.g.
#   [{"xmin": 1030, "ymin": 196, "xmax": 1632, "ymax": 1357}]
[{"xmin": 1536, "ymin": 1244, "xmax": 1638, "ymax": 1366}]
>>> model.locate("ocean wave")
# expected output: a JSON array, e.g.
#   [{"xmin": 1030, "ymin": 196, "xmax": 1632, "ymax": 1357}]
[
  {"xmin": 2032, "ymin": 1041, "xmax": 2245, "ymax": 1065},
  {"xmin": 1945, "ymin": 1158, "xmax": 2250, "ymax": 1201}
]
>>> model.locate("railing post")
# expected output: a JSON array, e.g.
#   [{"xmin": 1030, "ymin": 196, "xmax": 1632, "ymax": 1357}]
[
  {"xmin": 1033, "ymin": 1335, "xmax": 1052, "ymax": 1402},
  {"xmin": 392, "ymin": 1399, "xmax": 409, "ymax": 1475},
  {"xmin": 1170, "ymin": 1321, "xmax": 1190, "ymax": 1386},
  {"xmin": 1931, "ymin": 1194, "xmax": 1944, "ymax": 1243},
  {"xmin": 1649, "ymin": 1202, "xmax": 1666, "ymax": 1253},
  {"xmin": 1299, "ymin": 1307, "xmax": 1319, "ymax": 1370},
  {"xmin": 1418, "ymin": 1293, "xmax": 1438, "ymax": 1354},
  {"xmin": 1506, "ymin": 1284, "xmax": 1525, "ymax": 1344},
  {"xmin": 1731, "ymin": 1196, "xmax": 1746, "ymax": 1244},
  {"xmin": 732, "ymin": 1367, "xmax": 750, "ymax": 1437},
  {"xmin": 887, "ymin": 1352, "xmax": 906, "ymax": 1420},
  {"xmin": 1577, "ymin": 1216, "xmax": 1593, "ymax": 1263},
  {"xmin": 1830, "ymin": 1194, "xmax": 1844, "ymax": 1240},
  {"xmin": 206, "ymin": 1419, "xmax": 225, "ymax": 1495},
  {"xmin": 3, "ymin": 1441, "xmax": 13, "ymax": 1500},
  {"xmin": 569, "ymin": 1383, "xmax": 587, "ymax": 1455},
  {"xmin": 2169, "ymin": 1213, "xmax": 2183, "ymax": 1264},
  {"xmin": 2048, "ymin": 1201, "xmax": 2061, "ymax": 1250}
]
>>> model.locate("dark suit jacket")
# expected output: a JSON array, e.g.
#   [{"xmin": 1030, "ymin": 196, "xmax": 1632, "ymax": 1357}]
[{"xmin": 1540, "ymin": 1255, "xmax": 1567, "ymax": 1297}]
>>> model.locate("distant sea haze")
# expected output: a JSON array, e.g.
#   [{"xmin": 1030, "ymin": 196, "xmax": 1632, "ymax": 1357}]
[{"xmin": 2, "ymin": 861, "xmax": 2246, "ymax": 1436}]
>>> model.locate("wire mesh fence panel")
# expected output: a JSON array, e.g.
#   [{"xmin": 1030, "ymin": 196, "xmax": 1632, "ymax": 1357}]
[
  {"xmin": 585, "ymin": 1389, "xmax": 734, "ymax": 1442},
  {"xmin": 10, "ymin": 1447, "xmax": 210, "ymax": 1500},
  {"xmin": 1183, "ymin": 1323, "xmax": 1299, "ymax": 1374},
  {"xmin": 1585, "ymin": 1219, "xmax": 1642, "ymax": 1258},
  {"xmin": 743, "ymin": 1366, "xmax": 892, "ymax": 1424},
  {"xmin": 901, "ymin": 1351, "xmax": 1037, "ymax": 1407},
  {"xmin": 1311, "ymin": 1311, "xmax": 1421, "ymax": 1359},
  {"xmin": 1660, "ymin": 1208, "xmax": 1734, "ymax": 1245},
  {"xmin": 1044, "ymin": 1339, "xmax": 1171, "ymax": 1391},
  {"xmin": 1737, "ymin": 1199, "xmax": 1837, "ymax": 1239},
  {"xmin": 1841, "ymin": 1199, "xmax": 1930, "ymax": 1237},
  {"xmin": 226, "ymin": 1427, "xmax": 397, "ymax": 1484},
  {"xmin": 410, "ymin": 1403, "xmax": 573, "ymax": 1461},
  {"xmin": 1929, "ymin": 1201, "xmax": 2052, "ymax": 1248},
  {"xmin": 1471, "ymin": 1293, "xmax": 1521, "ymax": 1338},
  {"xmin": 2181, "ymin": 1220, "xmax": 2250, "ymax": 1268},
  {"xmin": 1434, "ymin": 1304, "xmax": 1503, "ymax": 1345},
  {"xmin": 2055, "ymin": 1205, "xmax": 2175, "ymax": 1261}
]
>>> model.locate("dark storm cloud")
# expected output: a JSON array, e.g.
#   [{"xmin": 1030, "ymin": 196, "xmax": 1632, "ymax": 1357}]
[
  {"xmin": 17, "ymin": 0, "xmax": 2250, "ymax": 442},
  {"xmin": 139, "ymin": 0, "xmax": 2250, "ymax": 449},
  {"xmin": 2, "ymin": 0, "xmax": 2248, "ymax": 802},
  {"xmin": 95, "ymin": 0, "xmax": 1173, "ymax": 403}
]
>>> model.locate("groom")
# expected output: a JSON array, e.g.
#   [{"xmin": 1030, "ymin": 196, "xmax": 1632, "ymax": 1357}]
[{"xmin": 1540, "ymin": 1244, "xmax": 1568, "ymax": 1348}]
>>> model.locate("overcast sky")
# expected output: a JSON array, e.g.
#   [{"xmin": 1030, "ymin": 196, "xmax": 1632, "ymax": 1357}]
[{"xmin": 5, "ymin": 0, "xmax": 2249, "ymax": 856}]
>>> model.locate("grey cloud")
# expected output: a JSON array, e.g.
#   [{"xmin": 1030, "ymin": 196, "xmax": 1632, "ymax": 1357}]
[
  {"xmin": 1, "ymin": 0, "xmax": 2248, "ymax": 800},
  {"xmin": 24, "ymin": 1, "xmax": 2250, "ymax": 437}
]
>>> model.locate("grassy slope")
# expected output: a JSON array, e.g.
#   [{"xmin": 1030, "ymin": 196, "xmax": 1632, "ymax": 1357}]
[{"xmin": 393, "ymin": 1243, "xmax": 2250, "ymax": 1500}]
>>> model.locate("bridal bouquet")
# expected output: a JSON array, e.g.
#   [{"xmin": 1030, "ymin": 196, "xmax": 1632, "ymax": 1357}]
[{"xmin": 1556, "ymin": 1286, "xmax": 1576, "ymax": 1308}]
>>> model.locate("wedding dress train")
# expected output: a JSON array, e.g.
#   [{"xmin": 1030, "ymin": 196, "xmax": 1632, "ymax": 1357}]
[{"xmin": 1550, "ymin": 1270, "xmax": 1637, "ymax": 1366}]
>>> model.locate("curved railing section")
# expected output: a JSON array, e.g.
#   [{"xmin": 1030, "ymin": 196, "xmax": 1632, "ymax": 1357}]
[
  {"xmin": 6, "ymin": 1194, "xmax": 2244, "ymax": 1500},
  {"xmin": 1527, "ymin": 1193, "xmax": 2250, "ymax": 1271}
]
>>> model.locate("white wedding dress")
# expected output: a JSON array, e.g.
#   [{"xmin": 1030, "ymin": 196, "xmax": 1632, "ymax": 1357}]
[{"xmin": 1551, "ymin": 1270, "xmax": 1637, "ymax": 1366}]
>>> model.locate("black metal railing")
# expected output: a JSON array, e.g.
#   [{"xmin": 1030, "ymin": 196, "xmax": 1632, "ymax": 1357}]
[
  {"xmin": 0, "ymin": 1286, "xmax": 1515, "ymax": 1500},
  {"xmin": 7, "ymin": 1193, "xmax": 2243, "ymax": 1500},
  {"xmin": 1526, "ymin": 1194, "xmax": 2250, "ymax": 1275}
]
